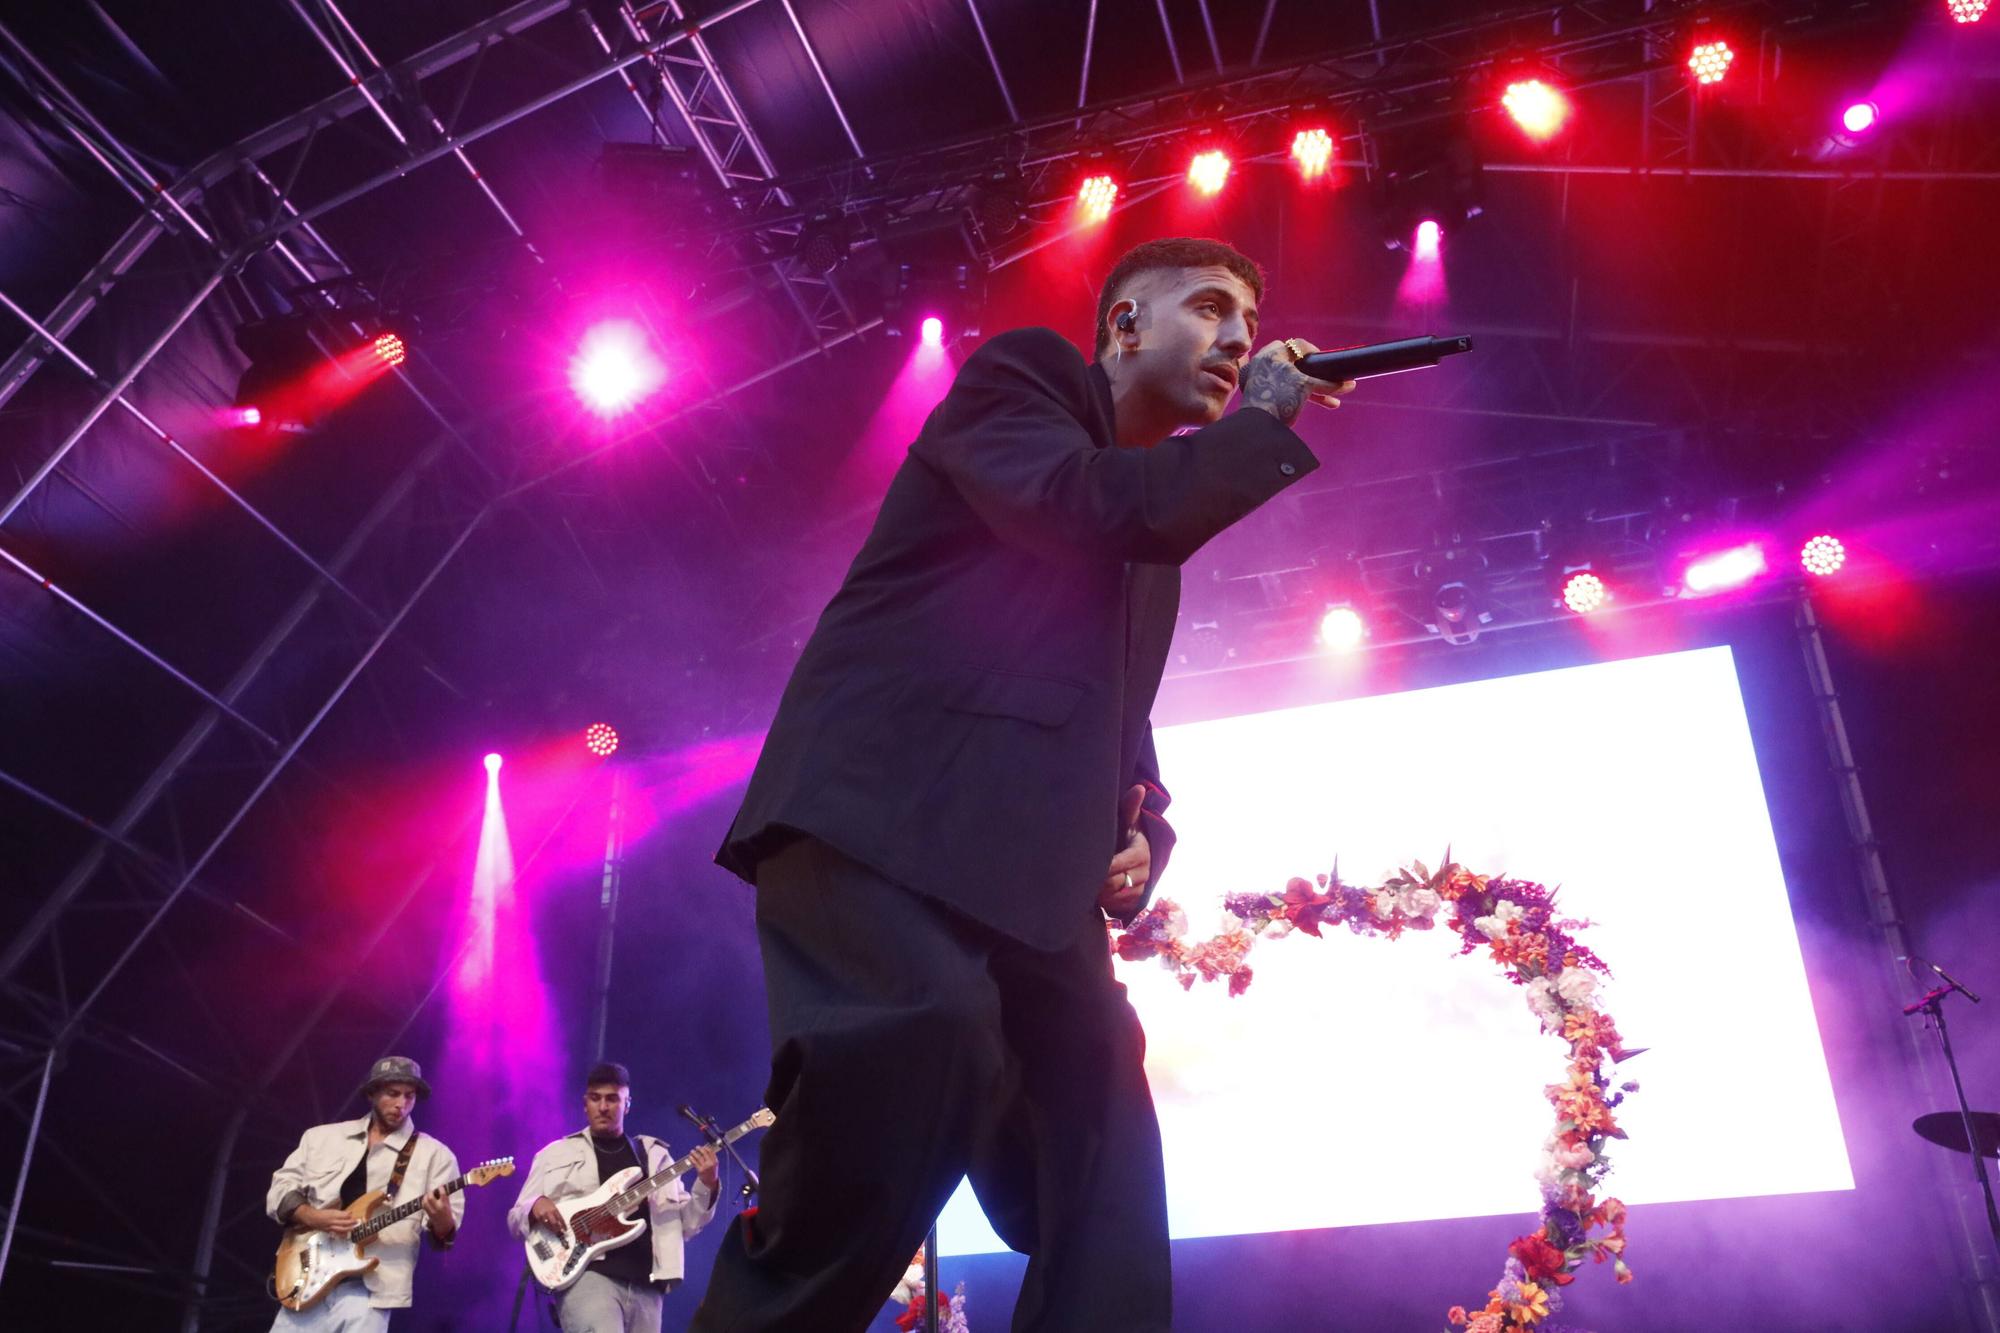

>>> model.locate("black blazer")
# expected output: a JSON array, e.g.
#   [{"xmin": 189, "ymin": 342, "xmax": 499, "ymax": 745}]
[{"xmin": 717, "ymin": 327, "xmax": 1319, "ymax": 949}]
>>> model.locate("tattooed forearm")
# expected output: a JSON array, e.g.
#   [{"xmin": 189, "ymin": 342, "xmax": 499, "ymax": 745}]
[{"xmin": 1241, "ymin": 353, "xmax": 1310, "ymax": 426}]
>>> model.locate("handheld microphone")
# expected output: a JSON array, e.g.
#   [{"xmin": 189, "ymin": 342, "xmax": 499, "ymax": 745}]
[{"xmin": 1296, "ymin": 334, "xmax": 1473, "ymax": 383}]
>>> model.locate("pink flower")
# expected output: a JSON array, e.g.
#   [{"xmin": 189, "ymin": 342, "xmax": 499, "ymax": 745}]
[{"xmin": 1552, "ymin": 1140, "xmax": 1595, "ymax": 1170}]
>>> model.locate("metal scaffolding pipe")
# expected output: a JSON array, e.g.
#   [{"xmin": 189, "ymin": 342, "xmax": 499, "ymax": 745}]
[
  {"xmin": 232, "ymin": 8, "xmax": 760, "ymax": 258},
  {"xmin": 287, "ymin": 0, "xmax": 537, "ymax": 247},
  {"xmin": 0, "ymin": 422, "xmax": 472, "ymax": 988},
  {"xmin": 1252, "ymin": 0, "xmax": 1278, "ymax": 67},
  {"xmin": 1154, "ymin": 0, "xmax": 1185, "ymax": 84},
  {"xmin": 963, "ymin": 0, "xmax": 1019, "ymax": 124},
  {"xmin": 583, "ymin": 7, "xmax": 674, "ymax": 149},
  {"xmin": 1196, "ymin": 0, "xmax": 1224, "ymax": 74},
  {"xmin": 56, "ymin": 507, "xmax": 492, "ymax": 1047},
  {"xmin": 1078, "ymin": 0, "xmax": 1098, "ymax": 111},
  {"xmin": 779, "ymin": 0, "xmax": 864, "ymax": 158},
  {"xmin": 0, "ymin": 1049, "xmax": 56, "ymax": 1292},
  {"xmin": 0, "ymin": 215, "xmax": 164, "ymax": 416},
  {"xmin": 0, "ymin": 766, "xmax": 174, "ymax": 870},
  {"xmin": 0, "ymin": 0, "xmax": 572, "ymax": 422},
  {"xmin": 0, "ymin": 21, "xmax": 217, "ymax": 243},
  {"xmin": 0, "ymin": 31, "xmax": 500, "ymax": 613},
  {"xmin": 0, "ymin": 262, "xmax": 230, "ymax": 530},
  {"xmin": 0, "ymin": 546, "xmax": 279, "ymax": 746},
  {"xmin": 0, "ymin": 288, "xmax": 382, "ymax": 621}
]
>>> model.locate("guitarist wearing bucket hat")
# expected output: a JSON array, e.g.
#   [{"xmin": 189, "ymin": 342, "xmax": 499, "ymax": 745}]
[{"xmin": 266, "ymin": 1056, "xmax": 465, "ymax": 1331}]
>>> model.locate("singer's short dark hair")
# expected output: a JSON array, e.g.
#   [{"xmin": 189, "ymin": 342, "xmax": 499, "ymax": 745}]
[
  {"xmin": 584, "ymin": 1061, "xmax": 631, "ymax": 1090},
  {"xmin": 1094, "ymin": 237, "xmax": 1265, "ymax": 358}
]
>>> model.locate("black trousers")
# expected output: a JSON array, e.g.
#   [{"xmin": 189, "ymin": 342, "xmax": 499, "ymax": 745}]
[{"xmin": 690, "ymin": 837, "xmax": 1171, "ymax": 1333}]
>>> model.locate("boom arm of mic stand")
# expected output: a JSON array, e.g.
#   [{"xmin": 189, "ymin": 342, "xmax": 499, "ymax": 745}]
[{"xmin": 695, "ymin": 1114, "xmax": 761, "ymax": 1199}]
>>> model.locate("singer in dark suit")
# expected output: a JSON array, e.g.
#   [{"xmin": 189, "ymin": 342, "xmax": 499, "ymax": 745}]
[{"xmin": 692, "ymin": 238, "xmax": 1350, "ymax": 1333}]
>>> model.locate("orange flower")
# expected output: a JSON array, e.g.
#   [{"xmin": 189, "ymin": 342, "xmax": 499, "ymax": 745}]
[
  {"xmin": 1508, "ymin": 1280, "xmax": 1551, "ymax": 1323},
  {"xmin": 1563, "ymin": 1010, "xmax": 1625, "ymax": 1063},
  {"xmin": 1548, "ymin": 1066, "xmax": 1619, "ymax": 1135}
]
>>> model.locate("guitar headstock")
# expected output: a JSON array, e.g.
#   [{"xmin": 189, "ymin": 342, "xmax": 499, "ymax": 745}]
[
  {"xmin": 466, "ymin": 1157, "xmax": 516, "ymax": 1186},
  {"xmin": 745, "ymin": 1108, "xmax": 775, "ymax": 1132}
]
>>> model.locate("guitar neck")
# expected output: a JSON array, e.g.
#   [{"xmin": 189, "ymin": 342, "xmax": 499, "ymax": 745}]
[
  {"xmin": 606, "ymin": 1115, "xmax": 765, "ymax": 1216},
  {"xmin": 355, "ymin": 1173, "xmax": 468, "ymax": 1238}
]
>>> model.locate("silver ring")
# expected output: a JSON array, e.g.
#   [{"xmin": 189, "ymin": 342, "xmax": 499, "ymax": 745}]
[{"xmin": 1123, "ymin": 872, "xmax": 1134, "ymax": 890}]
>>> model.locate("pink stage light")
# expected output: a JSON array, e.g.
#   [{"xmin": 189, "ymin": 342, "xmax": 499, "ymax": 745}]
[
  {"xmin": 372, "ymin": 332, "xmax": 406, "ymax": 367},
  {"xmin": 1841, "ymin": 101, "xmax": 1879, "ymax": 135},
  {"xmin": 1077, "ymin": 173, "xmax": 1119, "ymax": 222},
  {"xmin": 1291, "ymin": 128, "xmax": 1335, "ymax": 180},
  {"xmin": 1561, "ymin": 570, "xmax": 1609, "ymax": 615},
  {"xmin": 584, "ymin": 722, "xmax": 620, "ymax": 757},
  {"xmin": 1948, "ymin": 0, "xmax": 1988, "ymax": 23},
  {"xmin": 1688, "ymin": 40, "xmax": 1736, "ymax": 86},
  {"xmin": 569, "ymin": 319, "xmax": 666, "ymax": 418},
  {"xmin": 1683, "ymin": 543, "xmax": 1768, "ymax": 596},
  {"xmin": 483, "ymin": 752, "xmax": 503, "ymax": 773},
  {"xmin": 919, "ymin": 316, "xmax": 945, "ymax": 348},
  {"xmin": 226, "ymin": 405, "xmax": 263, "ymax": 428},
  {"xmin": 1187, "ymin": 149, "xmax": 1232, "ymax": 196},
  {"xmin": 1318, "ymin": 606, "xmax": 1367, "ymax": 653},
  {"xmin": 1800, "ymin": 535, "xmax": 1848, "ymax": 577},
  {"xmin": 1396, "ymin": 219, "xmax": 1446, "ymax": 307},
  {"xmin": 1502, "ymin": 79, "xmax": 1570, "ymax": 141}
]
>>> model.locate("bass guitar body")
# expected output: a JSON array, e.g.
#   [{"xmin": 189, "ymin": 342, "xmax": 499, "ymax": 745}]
[{"xmin": 524, "ymin": 1166, "xmax": 648, "ymax": 1292}]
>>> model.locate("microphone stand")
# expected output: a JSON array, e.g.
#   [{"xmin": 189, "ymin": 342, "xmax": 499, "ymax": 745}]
[
  {"xmin": 923, "ymin": 1223, "xmax": 941, "ymax": 1333},
  {"xmin": 1906, "ymin": 977, "xmax": 2000, "ymax": 1254},
  {"xmin": 690, "ymin": 1110, "xmax": 760, "ymax": 1203}
]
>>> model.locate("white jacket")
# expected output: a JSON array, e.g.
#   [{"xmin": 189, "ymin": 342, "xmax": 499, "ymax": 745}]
[
  {"xmin": 265, "ymin": 1115, "xmax": 464, "ymax": 1309},
  {"xmin": 506, "ymin": 1130, "xmax": 719, "ymax": 1284}
]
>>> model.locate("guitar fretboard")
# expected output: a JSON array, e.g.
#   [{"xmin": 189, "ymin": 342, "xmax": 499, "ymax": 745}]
[
  {"xmin": 354, "ymin": 1172, "xmax": 472, "ymax": 1239},
  {"xmin": 604, "ymin": 1113, "xmax": 770, "ymax": 1217}
]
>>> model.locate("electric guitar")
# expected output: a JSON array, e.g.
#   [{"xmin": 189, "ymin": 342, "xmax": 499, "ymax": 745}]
[
  {"xmin": 272, "ymin": 1157, "xmax": 515, "ymax": 1311},
  {"xmin": 524, "ymin": 1109, "xmax": 773, "ymax": 1291}
]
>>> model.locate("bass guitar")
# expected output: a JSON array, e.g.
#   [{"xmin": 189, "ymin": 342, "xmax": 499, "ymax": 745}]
[{"xmin": 524, "ymin": 1109, "xmax": 772, "ymax": 1291}]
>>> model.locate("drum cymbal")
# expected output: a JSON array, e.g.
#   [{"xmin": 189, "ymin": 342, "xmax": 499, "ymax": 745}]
[{"xmin": 1913, "ymin": 1111, "xmax": 2000, "ymax": 1158}]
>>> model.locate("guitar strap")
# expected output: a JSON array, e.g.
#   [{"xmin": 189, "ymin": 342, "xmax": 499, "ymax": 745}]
[{"xmin": 385, "ymin": 1130, "xmax": 422, "ymax": 1202}]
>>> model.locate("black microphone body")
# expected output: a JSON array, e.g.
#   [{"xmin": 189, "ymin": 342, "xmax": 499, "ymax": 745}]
[
  {"xmin": 1296, "ymin": 334, "xmax": 1473, "ymax": 382},
  {"xmin": 1927, "ymin": 959, "xmax": 1982, "ymax": 1003}
]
